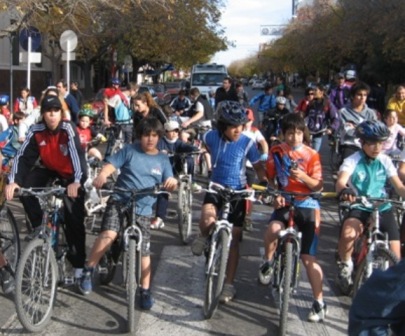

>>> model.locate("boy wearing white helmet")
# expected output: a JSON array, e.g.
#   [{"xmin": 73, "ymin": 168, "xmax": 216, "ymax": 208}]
[{"xmin": 151, "ymin": 120, "xmax": 200, "ymax": 229}]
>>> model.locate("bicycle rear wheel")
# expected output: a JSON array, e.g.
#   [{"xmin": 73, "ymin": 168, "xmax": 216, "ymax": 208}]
[
  {"xmin": 279, "ymin": 241, "xmax": 293, "ymax": 336},
  {"xmin": 329, "ymin": 144, "xmax": 342, "ymax": 173},
  {"xmin": 177, "ymin": 181, "xmax": 193, "ymax": 244},
  {"xmin": 127, "ymin": 238, "xmax": 137, "ymax": 333},
  {"xmin": 99, "ymin": 240, "xmax": 121, "ymax": 285},
  {"xmin": 15, "ymin": 239, "xmax": 58, "ymax": 332},
  {"xmin": 352, "ymin": 245, "xmax": 398, "ymax": 297},
  {"xmin": 0, "ymin": 206, "xmax": 20, "ymax": 273},
  {"xmin": 203, "ymin": 229, "xmax": 230, "ymax": 319}
]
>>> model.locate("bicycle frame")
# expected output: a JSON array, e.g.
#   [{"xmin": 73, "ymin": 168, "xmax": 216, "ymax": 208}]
[{"xmin": 104, "ymin": 125, "xmax": 124, "ymax": 158}]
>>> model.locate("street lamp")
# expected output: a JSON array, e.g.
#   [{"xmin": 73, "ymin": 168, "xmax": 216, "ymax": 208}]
[{"xmin": 9, "ymin": 19, "xmax": 17, "ymax": 113}]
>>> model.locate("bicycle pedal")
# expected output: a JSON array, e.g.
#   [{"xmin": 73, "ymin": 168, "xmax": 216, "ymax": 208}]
[
  {"xmin": 98, "ymin": 266, "xmax": 108, "ymax": 274},
  {"xmin": 64, "ymin": 276, "xmax": 75, "ymax": 286}
]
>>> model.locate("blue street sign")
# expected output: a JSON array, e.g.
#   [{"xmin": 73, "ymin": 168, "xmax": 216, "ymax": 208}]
[{"xmin": 19, "ymin": 27, "xmax": 42, "ymax": 51}]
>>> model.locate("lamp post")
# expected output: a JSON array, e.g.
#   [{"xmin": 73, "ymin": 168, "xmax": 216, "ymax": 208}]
[
  {"xmin": 9, "ymin": 20, "xmax": 17, "ymax": 113},
  {"xmin": 292, "ymin": 0, "xmax": 301, "ymax": 18}
]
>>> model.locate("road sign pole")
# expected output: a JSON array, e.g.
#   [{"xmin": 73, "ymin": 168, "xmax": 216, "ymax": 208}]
[
  {"xmin": 66, "ymin": 40, "xmax": 70, "ymax": 89},
  {"xmin": 27, "ymin": 36, "xmax": 31, "ymax": 90}
]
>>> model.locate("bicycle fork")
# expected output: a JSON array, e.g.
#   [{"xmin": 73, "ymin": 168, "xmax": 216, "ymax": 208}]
[{"xmin": 205, "ymin": 221, "xmax": 232, "ymax": 276}]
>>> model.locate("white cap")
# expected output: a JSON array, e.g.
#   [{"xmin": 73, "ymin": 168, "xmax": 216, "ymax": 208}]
[
  {"xmin": 164, "ymin": 120, "xmax": 180, "ymax": 131},
  {"xmin": 345, "ymin": 70, "xmax": 356, "ymax": 80}
]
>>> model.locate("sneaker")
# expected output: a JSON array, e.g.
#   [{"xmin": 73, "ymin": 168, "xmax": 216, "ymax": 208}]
[
  {"xmin": 307, "ymin": 301, "xmax": 328, "ymax": 322},
  {"xmin": 192, "ymin": 182, "xmax": 202, "ymax": 192},
  {"xmin": 191, "ymin": 235, "xmax": 206, "ymax": 256},
  {"xmin": 139, "ymin": 288, "xmax": 154, "ymax": 310},
  {"xmin": 24, "ymin": 226, "xmax": 42, "ymax": 242},
  {"xmin": 335, "ymin": 262, "xmax": 353, "ymax": 295},
  {"xmin": 258, "ymin": 259, "xmax": 274, "ymax": 285},
  {"xmin": 78, "ymin": 267, "xmax": 94, "ymax": 295},
  {"xmin": 150, "ymin": 217, "xmax": 165, "ymax": 230},
  {"xmin": 219, "ymin": 283, "xmax": 236, "ymax": 304},
  {"xmin": 0, "ymin": 265, "xmax": 15, "ymax": 294}
]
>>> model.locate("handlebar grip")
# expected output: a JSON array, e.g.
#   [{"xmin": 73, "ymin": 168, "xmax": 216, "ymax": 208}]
[
  {"xmin": 252, "ymin": 184, "xmax": 267, "ymax": 191},
  {"xmin": 321, "ymin": 192, "xmax": 338, "ymax": 198}
]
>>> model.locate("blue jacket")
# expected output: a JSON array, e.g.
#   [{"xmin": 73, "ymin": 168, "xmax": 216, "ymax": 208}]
[{"xmin": 249, "ymin": 93, "xmax": 276, "ymax": 113}]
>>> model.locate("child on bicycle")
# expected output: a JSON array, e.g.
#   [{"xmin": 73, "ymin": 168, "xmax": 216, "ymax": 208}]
[
  {"xmin": 76, "ymin": 108, "xmax": 106, "ymax": 162},
  {"xmin": 191, "ymin": 100, "xmax": 268, "ymax": 303},
  {"xmin": 259, "ymin": 113, "xmax": 327, "ymax": 322},
  {"xmin": 79, "ymin": 117, "xmax": 177, "ymax": 310},
  {"xmin": 336, "ymin": 120, "xmax": 405, "ymax": 294},
  {"xmin": 382, "ymin": 109, "xmax": 405, "ymax": 155},
  {"xmin": 5, "ymin": 95, "xmax": 88, "ymax": 281},
  {"xmin": 151, "ymin": 120, "xmax": 199, "ymax": 229}
]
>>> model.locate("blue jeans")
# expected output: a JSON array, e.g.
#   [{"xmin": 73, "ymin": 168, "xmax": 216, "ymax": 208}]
[{"xmin": 311, "ymin": 135, "xmax": 323, "ymax": 152}]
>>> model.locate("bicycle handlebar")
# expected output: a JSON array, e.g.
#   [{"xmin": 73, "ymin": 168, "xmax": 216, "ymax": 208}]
[
  {"xmin": 102, "ymin": 184, "xmax": 170, "ymax": 197},
  {"xmin": 252, "ymin": 184, "xmax": 337, "ymax": 199},
  {"xmin": 17, "ymin": 186, "xmax": 66, "ymax": 198},
  {"xmin": 202, "ymin": 181, "xmax": 256, "ymax": 201},
  {"xmin": 340, "ymin": 196, "xmax": 405, "ymax": 209}
]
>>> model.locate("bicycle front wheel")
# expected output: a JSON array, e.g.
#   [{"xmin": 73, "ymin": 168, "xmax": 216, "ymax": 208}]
[
  {"xmin": 177, "ymin": 181, "xmax": 193, "ymax": 244},
  {"xmin": 203, "ymin": 229, "xmax": 230, "ymax": 319},
  {"xmin": 127, "ymin": 238, "xmax": 137, "ymax": 333},
  {"xmin": 15, "ymin": 239, "xmax": 58, "ymax": 332},
  {"xmin": 0, "ymin": 206, "xmax": 20, "ymax": 273},
  {"xmin": 279, "ymin": 241, "xmax": 293, "ymax": 336},
  {"xmin": 352, "ymin": 245, "xmax": 398, "ymax": 297}
]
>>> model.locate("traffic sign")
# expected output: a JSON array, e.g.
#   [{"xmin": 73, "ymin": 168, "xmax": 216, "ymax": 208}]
[
  {"xmin": 62, "ymin": 52, "xmax": 76, "ymax": 61},
  {"xmin": 19, "ymin": 27, "xmax": 42, "ymax": 51},
  {"xmin": 59, "ymin": 30, "xmax": 78, "ymax": 52},
  {"xmin": 19, "ymin": 52, "xmax": 41, "ymax": 63}
]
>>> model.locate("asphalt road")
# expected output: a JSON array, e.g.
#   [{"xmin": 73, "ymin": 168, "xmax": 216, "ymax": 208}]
[{"xmin": 0, "ymin": 87, "xmax": 352, "ymax": 335}]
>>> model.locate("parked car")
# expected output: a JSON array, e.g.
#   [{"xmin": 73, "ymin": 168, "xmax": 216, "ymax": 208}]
[
  {"xmin": 164, "ymin": 81, "xmax": 188, "ymax": 100},
  {"xmin": 251, "ymin": 80, "xmax": 266, "ymax": 90}
]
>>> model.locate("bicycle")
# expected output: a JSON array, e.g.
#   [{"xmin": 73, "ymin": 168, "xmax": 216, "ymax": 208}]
[
  {"xmin": 253, "ymin": 184, "xmax": 335, "ymax": 336},
  {"xmin": 340, "ymin": 196, "xmax": 402, "ymax": 297},
  {"xmin": 97, "ymin": 185, "xmax": 169, "ymax": 333},
  {"xmin": 202, "ymin": 181, "xmax": 255, "ymax": 319},
  {"xmin": 0, "ymin": 172, "xmax": 20, "ymax": 281},
  {"xmin": 174, "ymin": 151, "xmax": 201, "ymax": 244},
  {"xmin": 14, "ymin": 186, "xmax": 74, "ymax": 332}
]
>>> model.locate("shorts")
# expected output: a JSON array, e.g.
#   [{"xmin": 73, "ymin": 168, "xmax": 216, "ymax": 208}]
[
  {"xmin": 346, "ymin": 208, "xmax": 399, "ymax": 241},
  {"xmin": 100, "ymin": 200, "xmax": 152, "ymax": 256},
  {"xmin": 270, "ymin": 207, "xmax": 321, "ymax": 256},
  {"xmin": 203, "ymin": 191, "xmax": 246, "ymax": 228}
]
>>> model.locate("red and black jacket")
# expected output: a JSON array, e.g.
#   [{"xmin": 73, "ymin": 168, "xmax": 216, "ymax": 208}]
[{"xmin": 9, "ymin": 121, "xmax": 87, "ymax": 185}]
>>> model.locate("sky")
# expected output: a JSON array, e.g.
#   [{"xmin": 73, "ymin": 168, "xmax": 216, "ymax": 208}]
[{"xmin": 211, "ymin": 0, "xmax": 293, "ymax": 66}]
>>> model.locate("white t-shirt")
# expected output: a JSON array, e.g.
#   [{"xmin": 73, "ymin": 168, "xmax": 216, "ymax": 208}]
[
  {"xmin": 0, "ymin": 114, "xmax": 8, "ymax": 133},
  {"xmin": 243, "ymin": 127, "xmax": 265, "ymax": 168}
]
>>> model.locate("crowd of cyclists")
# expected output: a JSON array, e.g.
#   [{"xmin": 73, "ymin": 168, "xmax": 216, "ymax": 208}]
[{"xmin": 0, "ymin": 71, "xmax": 405, "ymax": 334}]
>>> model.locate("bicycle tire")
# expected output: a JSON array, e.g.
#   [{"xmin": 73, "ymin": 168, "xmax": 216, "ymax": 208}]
[
  {"xmin": 15, "ymin": 239, "xmax": 58, "ymax": 332},
  {"xmin": 279, "ymin": 241, "xmax": 293, "ymax": 336},
  {"xmin": 127, "ymin": 238, "xmax": 136, "ymax": 333},
  {"xmin": 199, "ymin": 154, "xmax": 208, "ymax": 177},
  {"xmin": 203, "ymin": 229, "xmax": 230, "ymax": 319},
  {"xmin": 329, "ymin": 146, "xmax": 342, "ymax": 173},
  {"xmin": 0, "ymin": 206, "xmax": 20, "ymax": 273},
  {"xmin": 177, "ymin": 181, "xmax": 193, "ymax": 244},
  {"xmin": 352, "ymin": 245, "xmax": 398, "ymax": 297}
]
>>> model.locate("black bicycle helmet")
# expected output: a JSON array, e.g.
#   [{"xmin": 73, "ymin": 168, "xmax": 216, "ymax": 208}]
[
  {"xmin": 216, "ymin": 100, "xmax": 248, "ymax": 126},
  {"xmin": 355, "ymin": 120, "xmax": 390, "ymax": 142}
]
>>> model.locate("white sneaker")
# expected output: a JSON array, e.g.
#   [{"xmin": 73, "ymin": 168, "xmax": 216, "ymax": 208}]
[{"xmin": 150, "ymin": 217, "xmax": 165, "ymax": 230}]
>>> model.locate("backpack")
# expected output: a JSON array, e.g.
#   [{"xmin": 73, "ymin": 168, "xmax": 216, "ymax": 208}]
[
  {"xmin": 305, "ymin": 101, "xmax": 328, "ymax": 132},
  {"xmin": 114, "ymin": 100, "xmax": 133, "ymax": 122}
]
